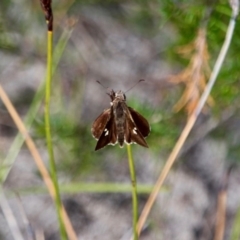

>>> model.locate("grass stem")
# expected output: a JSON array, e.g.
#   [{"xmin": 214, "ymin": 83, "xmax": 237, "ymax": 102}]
[
  {"xmin": 127, "ymin": 145, "xmax": 138, "ymax": 240},
  {"xmin": 45, "ymin": 30, "xmax": 67, "ymax": 240},
  {"xmin": 134, "ymin": 5, "xmax": 239, "ymax": 240}
]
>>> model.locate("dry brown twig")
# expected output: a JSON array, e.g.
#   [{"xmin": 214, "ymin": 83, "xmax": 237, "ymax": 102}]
[
  {"xmin": 132, "ymin": 1, "xmax": 239, "ymax": 238},
  {"xmin": 213, "ymin": 168, "xmax": 231, "ymax": 240},
  {"xmin": 0, "ymin": 188, "xmax": 25, "ymax": 240},
  {"xmin": 0, "ymin": 85, "xmax": 77, "ymax": 240}
]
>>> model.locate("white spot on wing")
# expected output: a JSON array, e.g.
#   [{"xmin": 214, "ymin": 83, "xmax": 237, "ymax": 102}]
[
  {"xmin": 133, "ymin": 127, "xmax": 137, "ymax": 135},
  {"xmin": 104, "ymin": 128, "xmax": 109, "ymax": 136}
]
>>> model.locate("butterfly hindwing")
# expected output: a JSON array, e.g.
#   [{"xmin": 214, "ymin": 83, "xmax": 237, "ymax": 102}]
[
  {"xmin": 128, "ymin": 107, "xmax": 150, "ymax": 137},
  {"xmin": 95, "ymin": 113, "xmax": 117, "ymax": 150},
  {"xmin": 125, "ymin": 109, "xmax": 149, "ymax": 148}
]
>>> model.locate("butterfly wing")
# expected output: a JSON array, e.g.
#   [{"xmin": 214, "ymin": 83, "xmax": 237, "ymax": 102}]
[
  {"xmin": 124, "ymin": 107, "xmax": 149, "ymax": 148},
  {"xmin": 125, "ymin": 117, "xmax": 149, "ymax": 148},
  {"xmin": 91, "ymin": 108, "xmax": 117, "ymax": 151},
  {"xmin": 95, "ymin": 114, "xmax": 117, "ymax": 150},
  {"xmin": 91, "ymin": 109, "xmax": 111, "ymax": 140},
  {"xmin": 128, "ymin": 107, "xmax": 150, "ymax": 137}
]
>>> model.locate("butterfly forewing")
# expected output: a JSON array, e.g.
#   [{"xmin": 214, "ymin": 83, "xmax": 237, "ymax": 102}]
[
  {"xmin": 91, "ymin": 109, "xmax": 111, "ymax": 139},
  {"xmin": 95, "ymin": 115, "xmax": 117, "ymax": 150},
  {"xmin": 128, "ymin": 107, "xmax": 150, "ymax": 137}
]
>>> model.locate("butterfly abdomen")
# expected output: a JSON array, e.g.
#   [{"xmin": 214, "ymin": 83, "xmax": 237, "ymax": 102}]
[
  {"xmin": 115, "ymin": 102, "xmax": 125, "ymax": 147},
  {"xmin": 116, "ymin": 122, "xmax": 125, "ymax": 146}
]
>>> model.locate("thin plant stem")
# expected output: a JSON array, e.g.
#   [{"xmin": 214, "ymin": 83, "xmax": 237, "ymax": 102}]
[
  {"xmin": 230, "ymin": 205, "xmax": 240, "ymax": 240},
  {"xmin": 133, "ymin": 5, "xmax": 239, "ymax": 239},
  {"xmin": 0, "ymin": 83, "xmax": 77, "ymax": 240},
  {"xmin": 127, "ymin": 145, "xmax": 138, "ymax": 240},
  {"xmin": 214, "ymin": 167, "xmax": 231, "ymax": 240},
  {"xmin": 0, "ymin": 28, "xmax": 73, "ymax": 183},
  {"xmin": 214, "ymin": 188, "xmax": 227, "ymax": 240},
  {"xmin": 45, "ymin": 30, "xmax": 67, "ymax": 240},
  {"xmin": 0, "ymin": 187, "xmax": 25, "ymax": 240},
  {"xmin": 10, "ymin": 182, "xmax": 154, "ymax": 195}
]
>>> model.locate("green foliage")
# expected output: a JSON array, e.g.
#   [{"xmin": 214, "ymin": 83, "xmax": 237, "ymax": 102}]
[
  {"xmin": 1, "ymin": 0, "xmax": 239, "ymax": 238},
  {"xmin": 160, "ymin": 1, "xmax": 240, "ymax": 112},
  {"xmin": 128, "ymin": 98, "xmax": 181, "ymax": 153},
  {"xmin": 0, "ymin": 19, "xmax": 17, "ymax": 51},
  {"xmin": 230, "ymin": 205, "xmax": 240, "ymax": 240},
  {"xmin": 34, "ymin": 113, "xmax": 100, "ymax": 179},
  {"xmin": 160, "ymin": 1, "xmax": 207, "ymax": 41}
]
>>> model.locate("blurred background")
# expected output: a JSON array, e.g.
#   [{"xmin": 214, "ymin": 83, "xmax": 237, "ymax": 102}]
[{"xmin": 0, "ymin": 0, "xmax": 240, "ymax": 239}]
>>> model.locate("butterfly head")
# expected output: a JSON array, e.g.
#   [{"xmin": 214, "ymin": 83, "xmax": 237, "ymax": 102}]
[{"xmin": 108, "ymin": 90, "xmax": 126, "ymax": 105}]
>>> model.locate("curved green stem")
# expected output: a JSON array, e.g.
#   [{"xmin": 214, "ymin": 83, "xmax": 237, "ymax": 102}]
[
  {"xmin": 45, "ymin": 31, "xmax": 67, "ymax": 240},
  {"xmin": 127, "ymin": 145, "xmax": 138, "ymax": 240}
]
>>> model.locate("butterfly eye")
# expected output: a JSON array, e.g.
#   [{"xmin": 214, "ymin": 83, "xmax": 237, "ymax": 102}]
[{"xmin": 107, "ymin": 90, "xmax": 115, "ymax": 101}]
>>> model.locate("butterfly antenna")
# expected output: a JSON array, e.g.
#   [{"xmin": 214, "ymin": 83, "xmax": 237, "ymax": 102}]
[
  {"xmin": 96, "ymin": 80, "xmax": 109, "ymax": 89},
  {"xmin": 125, "ymin": 79, "xmax": 145, "ymax": 93},
  {"xmin": 96, "ymin": 80, "xmax": 113, "ymax": 95}
]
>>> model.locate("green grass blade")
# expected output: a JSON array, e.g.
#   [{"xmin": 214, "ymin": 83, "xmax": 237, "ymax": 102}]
[
  {"xmin": 127, "ymin": 145, "xmax": 138, "ymax": 240},
  {"xmin": 45, "ymin": 30, "xmax": 67, "ymax": 239},
  {"xmin": 10, "ymin": 182, "xmax": 155, "ymax": 195},
  {"xmin": 0, "ymin": 29, "xmax": 73, "ymax": 184}
]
